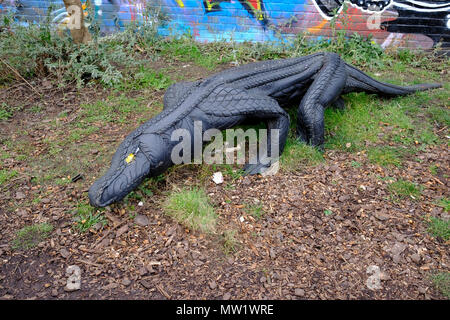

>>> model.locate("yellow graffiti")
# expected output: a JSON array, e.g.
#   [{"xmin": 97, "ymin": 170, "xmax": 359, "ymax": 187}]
[
  {"xmin": 250, "ymin": 1, "xmax": 264, "ymax": 21},
  {"xmin": 176, "ymin": 0, "xmax": 266, "ymax": 22},
  {"xmin": 307, "ymin": 19, "xmax": 328, "ymax": 33},
  {"xmin": 175, "ymin": 0, "xmax": 185, "ymax": 8},
  {"xmin": 205, "ymin": 1, "xmax": 215, "ymax": 11}
]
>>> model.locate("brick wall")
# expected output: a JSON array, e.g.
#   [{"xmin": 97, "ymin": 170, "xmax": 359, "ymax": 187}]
[{"xmin": 1, "ymin": 1, "xmax": 449, "ymax": 49}]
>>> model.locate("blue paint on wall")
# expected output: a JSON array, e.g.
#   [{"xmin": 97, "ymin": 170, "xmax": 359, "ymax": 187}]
[{"xmin": 0, "ymin": 0, "xmax": 449, "ymax": 48}]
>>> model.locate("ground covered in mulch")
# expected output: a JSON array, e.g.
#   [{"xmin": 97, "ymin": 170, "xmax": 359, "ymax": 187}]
[{"xmin": 0, "ymin": 58, "xmax": 448, "ymax": 300}]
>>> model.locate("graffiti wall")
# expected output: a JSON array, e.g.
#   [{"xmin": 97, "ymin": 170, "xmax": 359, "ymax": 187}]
[{"xmin": 0, "ymin": 0, "xmax": 449, "ymax": 49}]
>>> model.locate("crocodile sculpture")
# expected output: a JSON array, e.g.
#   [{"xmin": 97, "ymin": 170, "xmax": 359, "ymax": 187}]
[{"xmin": 88, "ymin": 52, "xmax": 440, "ymax": 207}]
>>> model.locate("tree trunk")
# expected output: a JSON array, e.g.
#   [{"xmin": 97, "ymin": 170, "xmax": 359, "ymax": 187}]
[{"xmin": 62, "ymin": 0, "xmax": 92, "ymax": 44}]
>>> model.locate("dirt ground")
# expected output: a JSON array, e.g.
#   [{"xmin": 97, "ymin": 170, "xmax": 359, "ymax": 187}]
[{"xmin": 0, "ymin": 59, "xmax": 448, "ymax": 300}]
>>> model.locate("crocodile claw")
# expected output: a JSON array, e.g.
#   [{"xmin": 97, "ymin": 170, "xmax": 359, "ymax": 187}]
[{"xmin": 243, "ymin": 157, "xmax": 279, "ymax": 176}]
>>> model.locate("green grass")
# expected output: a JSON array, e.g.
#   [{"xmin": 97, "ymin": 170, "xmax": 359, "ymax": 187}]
[
  {"xmin": 324, "ymin": 91, "xmax": 441, "ymax": 151},
  {"xmin": 156, "ymin": 35, "xmax": 290, "ymax": 70},
  {"xmin": 0, "ymin": 103, "xmax": 13, "ymax": 121},
  {"xmin": 155, "ymin": 23, "xmax": 394, "ymax": 71},
  {"xmin": 29, "ymin": 105, "xmax": 42, "ymax": 113},
  {"xmin": 73, "ymin": 203, "xmax": 107, "ymax": 233},
  {"xmin": 426, "ymin": 105, "xmax": 450, "ymax": 127},
  {"xmin": 11, "ymin": 223, "xmax": 53, "ymax": 250},
  {"xmin": 116, "ymin": 67, "xmax": 173, "ymax": 91},
  {"xmin": 215, "ymin": 164, "xmax": 245, "ymax": 181},
  {"xmin": 125, "ymin": 175, "xmax": 165, "ymax": 202},
  {"xmin": 245, "ymin": 203, "xmax": 264, "ymax": 220},
  {"xmin": 280, "ymin": 138, "xmax": 324, "ymax": 171},
  {"xmin": 157, "ymin": 37, "xmax": 231, "ymax": 70},
  {"xmin": 79, "ymin": 94, "xmax": 148, "ymax": 124},
  {"xmin": 325, "ymin": 94, "xmax": 379, "ymax": 150},
  {"xmin": 437, "ymin": 198, "xmax": 450, "ymax": 213},
  {"xmin": 387, "ymin": 179, "xmax": 422, "ymax": 200},
  {"xmin": 351, "ymin": 161, "xmax": 362, "ymax": 168},
  {"xmin": 0, "ymin": 169, "xmax": 18, "ymax": 185},
  {"xmin": 2, "ymin": 85, "xmax": 163, "ymax": 190},
  {"xmin": 427, "ymin": 217, "xmax": 450, "ymax": 241},
  {"xmin": 429, "ymin": 164, "xmax": 438, "ymax": 176},
  {"xmin": 0, "ymin": 150, "xmax": 9, "ymax": 160},
  {"xmin": 30, "ymin": 141, "xmax": 107, "ymax": 186},
  {"xmin": 134, "ymin": 69, "xmax": 172, "ymax": 90},
  {"xmin": 65, "ymin": 126, "xmax": 100, "ymax": 143},
  {"xmin": 196, "ymin": 163, "xmax": 244, "ymax": 186},
  {"xmin": 367, "ymin": 146, "xmax": 404, "ymax": 167},
  {"xmin": 431, "ymin": 272, "xmax": 450, "ymax": 298},
  {"xmin": 163, "ymin": 187, "xmax": 217, "ymax": 233}
]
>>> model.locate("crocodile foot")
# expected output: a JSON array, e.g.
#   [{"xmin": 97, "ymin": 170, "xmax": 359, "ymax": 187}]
[{"xmin": 243, "ymin": 158, "xmax": 280, "ymax": 176}]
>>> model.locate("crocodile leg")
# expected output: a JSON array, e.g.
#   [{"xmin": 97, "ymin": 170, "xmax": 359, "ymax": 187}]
[
  {"xmin": 242, "ymin": 110, "xmax": 290, "ymax": 175},
  {"xmin": 331, "ymin": 97, "xmax": 346, "ymax": 111},
  {"xmin": 199, "ymin": 86, "xmax": 290, "ymax": 175},
  {"xmin": 296, "ymin": 53, "xmax": 347, "ymax": 147}
]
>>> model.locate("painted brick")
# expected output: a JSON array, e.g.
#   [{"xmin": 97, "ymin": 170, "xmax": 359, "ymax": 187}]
[{"xmin": 0, "ymin": 0, "xmax": 448, "ymax": 49}]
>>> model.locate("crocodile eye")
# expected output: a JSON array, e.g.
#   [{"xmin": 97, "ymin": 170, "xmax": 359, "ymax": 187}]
[
  {"xmin": 125, "ymin": 147, "xmax": 140, "ymax": 164},
  {"xmin": 125, "ymin": 153, "xmax": 135, "ymax": 164}
]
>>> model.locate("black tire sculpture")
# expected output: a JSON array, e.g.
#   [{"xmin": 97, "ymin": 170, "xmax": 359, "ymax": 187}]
[{"xmin": 89, "ymin": 52, "xmax": 441, "ymax": 207}]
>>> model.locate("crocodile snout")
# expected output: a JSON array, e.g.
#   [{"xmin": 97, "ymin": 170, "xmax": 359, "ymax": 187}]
[{"xmin": 88, "ymin": 149, "xmax": 151, "ymax": 207}]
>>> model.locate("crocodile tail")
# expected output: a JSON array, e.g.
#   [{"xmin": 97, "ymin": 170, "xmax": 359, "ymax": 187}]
[{"xmin": 344, "ymin": 63, "xmax": 442, "ymax": 96}]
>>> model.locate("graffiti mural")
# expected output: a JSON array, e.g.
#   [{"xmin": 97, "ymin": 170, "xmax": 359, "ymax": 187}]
[
  {"xmin": 159, "ymin": 0, "xmax": 281, "ymax": 41},
  {"xmin": 0, "ymin": 0, "xmax": 148, "ymax": 34},
  {"xmin": 312, "ymin": 0, "xmax": 450, "ymax": 46},
  {"xmin": 202, "ymin": 0, "xmax": 268, "ymax": 25},
  {"xmin": 381, "ymin": 3, "xmax": 450, "ymax": 47},
  {"xmin": 173, "ymin": 1, "xmax": 267, "ymax": 22},
  {"xmin": 0, "ymin": 0, "xmax": 449, "ymax": 49}
]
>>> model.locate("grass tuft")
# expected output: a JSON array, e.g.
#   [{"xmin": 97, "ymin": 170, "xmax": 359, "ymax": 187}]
[
  {"xmin": 427, "ymin": 217, "xmax": 450, "ymax": 241},
  {"xmin": 12, "ymin": 223, "xmax": 53, "ymax": 250},
  {"xmin": 0, "ymin": 103, "xmax": 13, "ymax": 121},
  {"xmin": 245, "ymin": 202, "xmax": 265, "ymax": 220},
  {"xmin": 116, "ymin": 67, "xmax": 173, "ymax": 91},
  {"xmin": 0, "ymin": 169, "xmax": 18, "ymax": 186},
  {"xmin": 163, "ymin": 187, "xmax": 217, "ymax": 233},
  {"xmin": 426, "ymin": 106, "xmax": 450, "ymax": 127},
  {"xmin": 437, "ymin": 198, "xmax": 449, "ymax": 213},
  {"xmin": 73, "ymin": 203, "xmax": 107, "ymax": 233},
  {"xmin": 222, "ymin": 229, "xmax": 239, "ymax": 255},
  {"xmin": 387, "ymin": 179, "xmax": 422, "ymax": 201},
  {"xmin": 367, "ymin": 146, "xmax": 403, "ymax": 167},
  {"xmin": 280, "ymin": 138, "xmax": 323, "ymax": 171},
  {"xmin": 431, "ymin": 272, "xmax": 450, "ymax": 299}
]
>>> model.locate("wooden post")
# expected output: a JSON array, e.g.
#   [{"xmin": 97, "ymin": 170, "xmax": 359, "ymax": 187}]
[{"xmin": 62, "ymin": 0, "xmax": 92, "ymax": 44}]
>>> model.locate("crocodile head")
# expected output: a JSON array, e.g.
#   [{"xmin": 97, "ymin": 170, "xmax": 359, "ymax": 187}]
[{"xmin": 88, "ymin": 133, "xmax": 169, "ymax": 207}]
